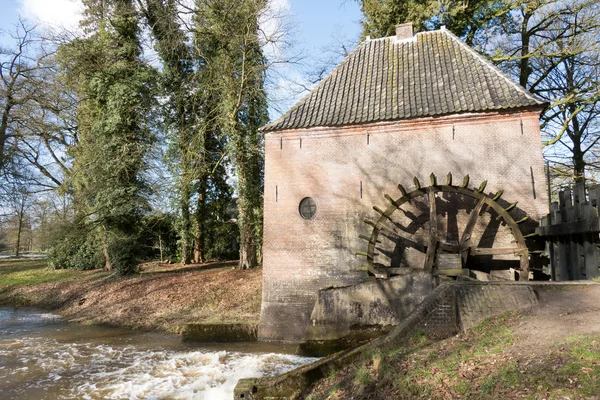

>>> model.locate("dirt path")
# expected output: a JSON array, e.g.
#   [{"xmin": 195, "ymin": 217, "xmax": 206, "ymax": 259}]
[{"xmin": 512, "ymin": 284, "xmax": 600, "ymax": 353}]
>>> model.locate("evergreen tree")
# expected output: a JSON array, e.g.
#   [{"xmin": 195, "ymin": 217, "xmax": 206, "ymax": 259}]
[
  {"xmin": 141, "ymin": 0, "xmax": 236, "ymax": 264},
  {"xmin": 195, "ymin": 0, "xmax": 268, "ymax": 269},
  {"xmin": 59, "ymin": 0, "xmax": 155, "ymax": 274},
  {"xmin": 142, "ymin": 0, "xmax": 195, "ymax": 263},
  {"xmin": 357, "ymin": 0, "xmax": 515, "ymax": 44}
]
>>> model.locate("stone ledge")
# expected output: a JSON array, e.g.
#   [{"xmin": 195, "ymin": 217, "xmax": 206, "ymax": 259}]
[{"xmin": 180, "ymin": 323, "xmax": 258, "ymax": 342}]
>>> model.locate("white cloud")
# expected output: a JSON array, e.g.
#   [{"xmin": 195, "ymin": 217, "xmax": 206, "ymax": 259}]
[{"xmin": 19, "ymin": 0, "xmax": 83, "ymax": 32}]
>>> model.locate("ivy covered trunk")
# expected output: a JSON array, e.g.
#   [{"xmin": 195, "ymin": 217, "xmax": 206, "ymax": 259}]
[
  {"xmin": 236, "ymin": 158, "xmax": 258, "ymax": 270},
  {"xmin": 60, "ymin": 0, "xmax": 155, "ymax": 275},
  {"xmin": 193, "ymin": 178, "xmax": 208, "ymax": 264},
  {"xmin": 180, "ymin": 179, "xmax": 192, "ymax": 264}
]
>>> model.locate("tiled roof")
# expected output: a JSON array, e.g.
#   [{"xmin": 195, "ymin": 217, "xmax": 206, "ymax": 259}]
[{"xmin": 262, "ymin": 28, "xmax": 545, "ymax": 132}]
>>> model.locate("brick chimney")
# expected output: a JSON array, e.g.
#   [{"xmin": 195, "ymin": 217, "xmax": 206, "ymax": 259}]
[{"xmin": 396, "ymin": 23, "xmax": 413, "ymax": 40}]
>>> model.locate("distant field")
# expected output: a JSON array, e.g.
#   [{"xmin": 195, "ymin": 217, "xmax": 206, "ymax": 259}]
[{"xmin": 0, "ymin": 258, "xmax": 83, "ymax": 288}]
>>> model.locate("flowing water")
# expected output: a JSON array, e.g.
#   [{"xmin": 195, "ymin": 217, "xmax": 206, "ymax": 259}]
[{"xmin": 0, "ymin": 308, "xmax": 317, "ymax": 399}]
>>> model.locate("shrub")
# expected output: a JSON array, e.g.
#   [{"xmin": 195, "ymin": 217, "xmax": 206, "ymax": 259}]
[{"xmin": 47, "ymin": 224, "xmax": 104, "ymax": 270}]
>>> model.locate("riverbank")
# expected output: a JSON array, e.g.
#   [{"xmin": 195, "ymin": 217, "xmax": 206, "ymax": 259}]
[
  {"xmin": 0, "ymin": 258, "xmax": 262, "ymax": 334},
  {"xmin": 299, "ymin": 285, "xmax": 600, "ymax": 399}
]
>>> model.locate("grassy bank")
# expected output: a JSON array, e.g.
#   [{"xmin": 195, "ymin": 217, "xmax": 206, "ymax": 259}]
[
  {"xmin": 303, "ymin": 313, "xmax": 600, "ymax": 399},
  {"xmin": 0, "ymin": 258, "xmax": 262, "ymax": 333},
  {"xmin": 0, "ymin": 258, "xmax": 86, "ymax": 288}
]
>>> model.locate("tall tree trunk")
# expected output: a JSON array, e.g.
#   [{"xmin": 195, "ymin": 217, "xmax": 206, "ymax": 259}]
[
  {"xmin": 519, "ymin": 10, "xmax": 532, "ymax": 88},
  {"xmin": 570, "ymin": 112, "xmax": 585, "ymax": 182},
  {"xmin": 235, "ymin": 151, "xmax": 258, "ymax": 270},
  {"xmin": 193, "ymin": 179, "xmax": 208, "ymax": 263},
  {"xmin": 101, "ymin": 224, "xmax": 112, "ymax": 271},
  {"xmin": 565, "ymin": 55, "xmax": 586, "ymax": 183},
  {"xmin": 0, "ymin": 76, "xmax": 15, "ymax": 172},
  {"xmin": 180, "ymin": 178, "xmax": 192, "ymax": 264},
  {"xmin": 14, "ymin": 196, "xmax": 25, "ymax": 257},
  {"xmin": 158, "ymin": 235, "xmax": 163, "ymax": 263}
]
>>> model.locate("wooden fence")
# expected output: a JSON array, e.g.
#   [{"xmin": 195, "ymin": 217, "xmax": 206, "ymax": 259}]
[{"xmin": 537, "ymin": 181, "xmax": 600, "ymax": 281}]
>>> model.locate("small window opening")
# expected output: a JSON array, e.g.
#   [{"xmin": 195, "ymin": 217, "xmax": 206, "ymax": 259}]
[
  {"xmin": 520, "ymin": 119, "xmax": 524, "ymax": 135},
  {"xmin": 299, "ymin": 197, "xmax": 317, "ymax": 219}
]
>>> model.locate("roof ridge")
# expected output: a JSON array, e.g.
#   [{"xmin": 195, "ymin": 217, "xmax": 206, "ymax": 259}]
[{"xmin": 438, "ymin": 28, "xmax": 545, "ymax": 106}]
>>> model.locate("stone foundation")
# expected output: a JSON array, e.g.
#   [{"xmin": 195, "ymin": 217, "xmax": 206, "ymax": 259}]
[{"xmin": 298, "ymin": 271, "xmax": 434, "ymax": 355}]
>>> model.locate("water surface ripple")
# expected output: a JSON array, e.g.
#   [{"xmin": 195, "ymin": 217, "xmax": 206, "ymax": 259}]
[{"xmin": 0, "ymin": 308, "xmax": 316, "ymax": 399}]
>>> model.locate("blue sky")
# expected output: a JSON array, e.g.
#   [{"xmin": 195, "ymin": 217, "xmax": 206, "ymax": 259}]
[
  {"xmin": 0, "ymin": 0, "xmax": 363, "ymax": 117},
  {"xmin": 289, "ymin": 1, "xmax": 361, "ymax": 52},
  {"xmin": 0, "ymin": 0, "xmax": 362, "ymax": 54},
  {"xmin": 0, "ymin": 0, "xmax": 19, "ymax": 33}
]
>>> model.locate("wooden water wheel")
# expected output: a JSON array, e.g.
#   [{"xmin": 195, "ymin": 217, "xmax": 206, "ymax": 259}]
[{"xmin": 356, "ymin": 173, "xmax": 533, "ymax": 281}]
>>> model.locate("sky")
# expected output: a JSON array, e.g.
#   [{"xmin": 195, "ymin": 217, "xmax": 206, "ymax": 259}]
[{"xmin": 0, "ymin": 0, "xmax": 363, "ymax": 117}]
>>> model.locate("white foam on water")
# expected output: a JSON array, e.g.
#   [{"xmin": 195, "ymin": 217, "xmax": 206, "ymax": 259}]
[
  {"xmin": 0, "ymin": 334, "xmax": 316, "ymax": 399},
  {"xmin": 74, "ymin": 349, "xmax": 314, "ymax": 399}
]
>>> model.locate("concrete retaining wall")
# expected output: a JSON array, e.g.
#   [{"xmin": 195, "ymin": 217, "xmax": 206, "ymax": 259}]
[
  {"xmin": 298, "ymin": 271, "xmax": 434, "ymax": 355},
  {"xmin": 456, "ymin": 282, "xmax": 538, "ymax": 330}
]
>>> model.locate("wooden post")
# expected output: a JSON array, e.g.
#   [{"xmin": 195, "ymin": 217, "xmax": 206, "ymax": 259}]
[
  {"xmin": 538, "ymin": 184, "xmax": 600, "ymax": 281},
  {"xmin": 558, "ymin": 237, "xmax": 570, "ymax": 281},
  {"xmin": 545, "ymin": 202, "xmax": 558, "ymax": 281},
  {"xmin": 583, "ymin": 236, "xmax": 599, "ymax": 279},
  {"xmin": 570, "ymin": 236, "xmax": 581, "ymax": 280},
  {"xmin": 574, "ymin": 182, "xmax": 586, "ymax": 220},
  {"xmin": 546, "ymin": 161, "xmax": 552, "ymax": 205}
]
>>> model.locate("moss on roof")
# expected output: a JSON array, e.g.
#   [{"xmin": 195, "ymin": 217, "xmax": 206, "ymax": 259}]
[{"xmin": 263, "ymin": 28, "xmax": 545, "ymax": 132}]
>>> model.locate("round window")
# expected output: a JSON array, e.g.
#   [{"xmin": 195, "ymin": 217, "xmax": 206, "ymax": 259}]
[{"xmin": 299, "ymin": 197, "xmax": 317, "ymax": 220}]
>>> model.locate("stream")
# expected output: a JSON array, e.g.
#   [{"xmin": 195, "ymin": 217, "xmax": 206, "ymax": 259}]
[{"xmin": 0, "ymin": 308, "xmax": 316, "ymax": 399}]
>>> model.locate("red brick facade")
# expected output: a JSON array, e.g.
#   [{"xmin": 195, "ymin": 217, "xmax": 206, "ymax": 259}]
[{"xmin": 258, "ymin": 109, "xmax": 548, "ymax": 341}]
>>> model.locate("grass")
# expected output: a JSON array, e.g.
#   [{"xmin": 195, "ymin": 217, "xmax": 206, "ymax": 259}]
[
  {"xmin": 0, "ymin": 258, "xmax": 83, "ymax": 288},
  {"xmin": 304, "ymin": 313, "xmax": 600, "ymax": 399}
]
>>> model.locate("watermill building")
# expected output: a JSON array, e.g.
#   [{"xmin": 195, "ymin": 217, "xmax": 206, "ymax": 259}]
[{"xmin": 259, "ymin": 24, "xmax": 548, "ymax": 342}]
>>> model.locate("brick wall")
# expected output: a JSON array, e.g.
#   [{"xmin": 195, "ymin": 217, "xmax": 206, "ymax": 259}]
[
  {"xmin": 259, "ymin": 109, "xmax": 548, "ymax": 341},
  {"xmin": 456, "ymin": 283, "xmax": 539, "ymax": 330},
  {"xmin": 416, "ymin": 284, "xmax": 458, "ymax": 336}
]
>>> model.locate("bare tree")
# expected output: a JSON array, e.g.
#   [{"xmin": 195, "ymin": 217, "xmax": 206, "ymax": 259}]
[
  {"xmin": 491, "ymin": 0, "xmax": 600, "ymax": 183},
  {"xmin": 0, "ymin": 20, "xmax": 50, "ymax": 174}
]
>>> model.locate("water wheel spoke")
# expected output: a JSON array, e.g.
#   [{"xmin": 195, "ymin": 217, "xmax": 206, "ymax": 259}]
[
  {"xmin": 470, "ymin": 247, "xmax": 527, "ymax": 255},
  {"xmin": 424, "ymin": 188, "xmax": 438, "ymax": 272},
  {"xmin": 376, "ymin": 220, "xmax": 427, "ymax": 250},
  {"xmin": 459, "ymin": 196, "xmax": 486, "ymax": 251}
]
